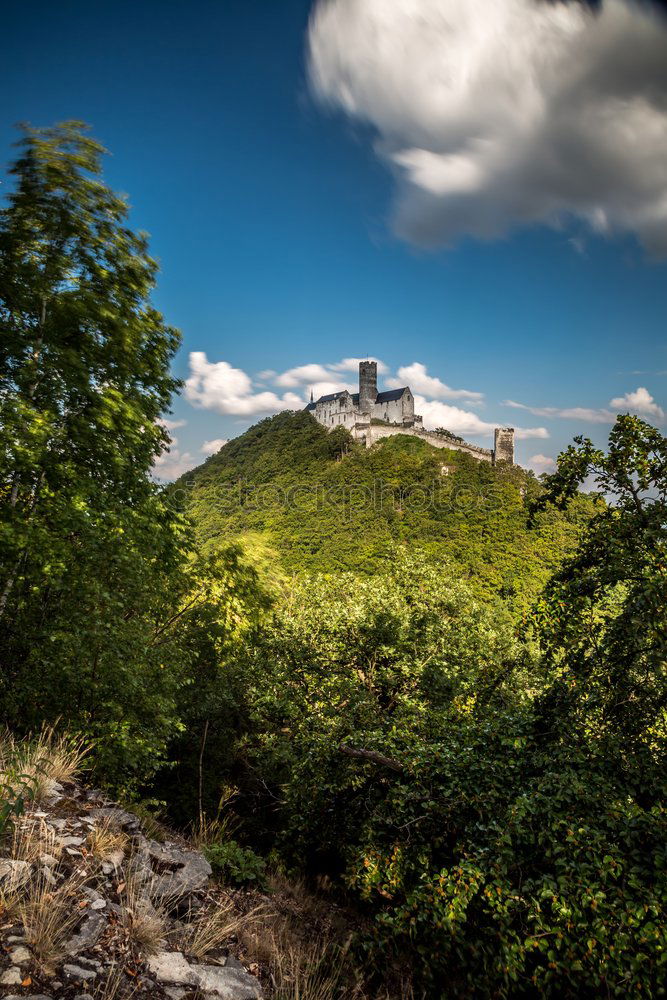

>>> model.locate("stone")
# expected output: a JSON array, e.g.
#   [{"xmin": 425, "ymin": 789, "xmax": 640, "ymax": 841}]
[
  {"xmin": 64, "ymin": 910, "xmax": 107, "ymax": 955},
  {"xmin": 90, "ymin": 897, "xmax": 107, "ymax": 909},
  {"xmin": 224, "ymin": 955, "xmax": 246, "ymax": 971},
  {"xmin": 40, "ymin": 853, "xmax": 59, "ymax": 867},
  {"xmin": 0, "ymin": 858, "xmax": 30, "ymax": 888},
  {"xmin": 88, "ymin": 806, "xmax": 141, "ymax": 834},
  {"xmin": 59, "ymin": 835, "xmax": 85, "ymax": 847},
  {"xmin": 64, "ymin": 964, "xmax": 98, "ymax": 982},
  {"xmin": 141, "ymin": 840, "xmax": 211, "ymax": 900},
  {"xmin": 9, "ymin": 945, "xmax": 32, "ymax": 964},
  {"xmin": 0, "ymin": 968, "xmax": 22, "ymax": 986},
  {"xmin": 147, "ymin": 951, "xmax": 197, "ymax": 986},
  {"xmin": 40, "ymin": 865, "xmax": 58, "ymax": 885},
  {"xmin": 164, "ymin": 990, "xmax": 188, "ymax": 1000},
  {"xmin": 192, "ymin": 965, "xmax": 263, "ymax": 999}
]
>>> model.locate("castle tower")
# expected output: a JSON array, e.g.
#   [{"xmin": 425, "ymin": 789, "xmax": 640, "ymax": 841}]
[
  {"xmin": 359, "ymin": 361, "xmax": 378, "ymax": 414},
  {"xmin": 494, "ymin": 427, "xmax": 515, "ymax": 464}
]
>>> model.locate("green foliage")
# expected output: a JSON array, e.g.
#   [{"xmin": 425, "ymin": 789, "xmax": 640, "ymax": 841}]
[
  {"xmin": 0, "ymin": 769, "xmax": 37, "ymax": 837},
  {"xmin": 176, "ymin": 410, "xmax": 597, "ymax": 610},
  {"xmin": 204, "ymin": 839, "xmax": 267, "ymax": 888}
]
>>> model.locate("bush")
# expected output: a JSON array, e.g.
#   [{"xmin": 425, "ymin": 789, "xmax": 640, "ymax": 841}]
[{"xmin": 204, "ymin": 839, "xmax": 267, "ymax": 888}]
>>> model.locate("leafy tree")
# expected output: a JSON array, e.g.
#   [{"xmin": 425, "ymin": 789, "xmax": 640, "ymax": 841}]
[{"xmin": 0, "ymin": 122, "xmax": 187, "ymax": 788}]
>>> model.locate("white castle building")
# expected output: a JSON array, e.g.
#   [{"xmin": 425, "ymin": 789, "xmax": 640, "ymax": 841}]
[{"xmin": 306, "ymin": 361, "xmax": 514, "ymax": 465}]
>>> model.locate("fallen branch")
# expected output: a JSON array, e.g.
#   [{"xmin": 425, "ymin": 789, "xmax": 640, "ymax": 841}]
[{"xmin": 338, "ymin": 743, "xmax": 404, "ymax": 773}]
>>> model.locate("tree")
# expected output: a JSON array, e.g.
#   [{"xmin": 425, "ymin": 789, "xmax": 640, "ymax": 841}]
[{"xmin": 0, "ymin": 122, "xmax": 186, "ymax": 788}]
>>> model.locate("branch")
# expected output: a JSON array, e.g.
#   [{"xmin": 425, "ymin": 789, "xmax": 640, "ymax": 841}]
[{"xmin": 338, "ymin": 743, "xmax": 404, "ymax": 773}]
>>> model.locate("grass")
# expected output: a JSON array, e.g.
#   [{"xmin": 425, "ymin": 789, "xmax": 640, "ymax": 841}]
[
  {"xmin": 87, "ymin": 819, "xmax": 129, "ymax": 862},
  {"xmin": 177, "ymin": 896, "xmax": 268, "ymax": 959},
  {"xmin": 121, "ymin": 873, "xmax": 170, "ymax": 956},
  {"xmin": 0, "ymin": 725, "xmax": 88, "ymax": 807},
  {"xmin": 18, "ymin": 867, "xmax": 90, "ymax": 973}
]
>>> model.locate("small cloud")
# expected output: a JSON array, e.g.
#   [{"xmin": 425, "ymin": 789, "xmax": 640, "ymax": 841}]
[
  {"xmin": 274, "ymin": 363, "xmax": 333, "ymax": 388},
  {"xmin": 527, "ymin": 453, "xmax": 556, "ymax": 473},
  {"xmin": 158, "ymin": 418, "xmax": 187, "ymax": 431},
  {"xmin": 201, "ymin": 438, "xmax": 228, "ymax": 456},
  {"xmin": 609, "ymin": 386, "xmax": 665, "ymax": 422},
  {"xmin": 505, "ymin": 386, "xmax": 665, "ymax": 424}
]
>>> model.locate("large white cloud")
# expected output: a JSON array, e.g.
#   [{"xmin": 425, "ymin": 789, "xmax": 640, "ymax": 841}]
[
  {"xmin": 387, "ymin": 362, "xmax": 483, "ymax": 402},
  {"xmin": 415, "ymin": 395, "xmax": 548, "ymax": 439},
  {"xmin": 308, "ymin": 0, "xmax": 667, "ymax": 253},
  {"xmin": 185, "ymin": 353, "xmax": 302, "ymax": 415}
]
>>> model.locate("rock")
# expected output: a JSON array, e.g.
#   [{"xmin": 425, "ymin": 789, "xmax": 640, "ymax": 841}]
[
  {"xmin": 0, "ymin": 968, "xmax": 22, "ymax": 986},
  {"xmin": 40, "ymin": 865, "xmax": 58, "ymax": 885},
  {"xmin": 73, "ymin": 995, "xmax": 94, "ymax": 1000},
  {"xmin": 164, "ymin": 990, "xmax": 188, "ymax": 1000},
  {"xmin": 90, "ymin": 897, "xmax": 107, "ymax": 909},
  {"xmin": 64, "ymin": 910, "xmax": 107, "ymax": 955},
  {"xmin": 40, "ymin": 853, "xmax": 59, "ymax": 867},
  {"xmin": 88, "ymin": 806, "xmax": 141, "ymax": 834},
  {"xmin": 0, "ymin": 858, "xmax": 30, "ymax": 888},
  {"xmin": 42, "ymin": 779, "xmax": 65, "ymax": 804},
  {"xmin": 147, "ymin": 951, "xmax": 197, "ymax": 986},
  {"xmin": 63, "ymin": 964, "xmax": 98, "ymax": 982},
  {"xmin": 138, "ymin": 840, "xmax": 211, "ymax": 900},
  {"xmin": 9, "ymin": 945, "xmax": 32, "ymax": 964},
  {"xmin": 49, "ymin": 818, "xmax": 67, "ymax": 831},
  {"xmin": 59, "ymin": 835, "xmax": 85, "ymax": 847},
  {"xmin": 224, "ymin": 955, "xmax": 247, "ymax": 971},
  {"xmin": 193, "ymin": 965, "xmax": 263, "ymax": 999}
]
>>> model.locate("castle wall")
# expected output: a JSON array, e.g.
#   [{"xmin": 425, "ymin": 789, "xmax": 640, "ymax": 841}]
[
  {"xmin": 360, "ymin": 423, "xmax": 494, "ymax": 462},
  {"xmin": 314, "ymin": 394, "xmax": 357, "ymax": 430}
]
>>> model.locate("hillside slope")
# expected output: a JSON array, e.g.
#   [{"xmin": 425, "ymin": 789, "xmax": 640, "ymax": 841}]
[{"xmin": 173, "ymin": 411, "xmax": 597, "ymax": 606}]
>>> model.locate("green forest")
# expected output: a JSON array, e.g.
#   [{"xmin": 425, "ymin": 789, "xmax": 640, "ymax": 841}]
[{"xmin": 2, "ymin": 124, "xmax": 666, "ymax": 998}]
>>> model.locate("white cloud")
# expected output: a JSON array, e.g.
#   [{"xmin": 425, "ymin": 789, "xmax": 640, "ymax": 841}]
[
  {"xmin": 330, "ymin": 357, "xmax": 389, "ymax": 374},
  {"xmin": 158, "ymin": 417, "xmax": 187, "ymax": 432},
  {"xmin": 201, "ymin": 438, "xmax": 229, "ymax": 456},
  {"xmin": 308, "ymin": 0, "xmax": 667, "ymax": 254},
  {"xmin": 387, "ymin": 362, "xmax": 483, "ymax": 402},
  {"xmin": 505, "ymin": 386, "xmax": 665, "ymax": 424},
  {"xmin": 185, "ymin": 352, "xmax": 302, "ymax": 416},
  {"xmin": 504, "ymin": 399, "xmax": 616, "ymax": 424},
  {"xmin": 415, "ymin": 395, "xmax": 547, "ymax": 440},
  {"xmin": 527, "ymin": 453, "xmax": 557, "ymax": 473},
  {"xmin": 609, "ymin": 386, "xmax": 665, "ymax": 421},
  {"xmin": 274, "ymin": 363, "xmax": 333, "ymax": 388}
]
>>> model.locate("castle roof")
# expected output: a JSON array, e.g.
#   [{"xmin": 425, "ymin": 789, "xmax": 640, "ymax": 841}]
[{"xmin": 306, "ymin": 386, "xmax": 408, "ymax": 410}]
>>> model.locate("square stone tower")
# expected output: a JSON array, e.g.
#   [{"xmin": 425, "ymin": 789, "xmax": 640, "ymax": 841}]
[
  {"xmin": 359, "ymin": 360, "xmax": 378, "ymax": 414},
  {"xmin": 494, "ymin": 427, "xmax": 515, "ymax": 464}
]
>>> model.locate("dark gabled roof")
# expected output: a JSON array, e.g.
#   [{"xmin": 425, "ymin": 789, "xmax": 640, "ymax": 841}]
[
  {"xmin": 306, "ymin": 387, "xmax": 409, "ymax": 410},
  {"xmin": 376, "ymin": 387, "xmax": 408, "ymax": 403},
  {"xmin": 307, "ymin": 389, "xmax": 356, "ymax": 410}
]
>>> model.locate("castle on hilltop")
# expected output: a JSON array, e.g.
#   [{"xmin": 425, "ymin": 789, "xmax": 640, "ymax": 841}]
[{"xmin": 306, "ymin": 361, "xmax": 514, "ymax": 465}]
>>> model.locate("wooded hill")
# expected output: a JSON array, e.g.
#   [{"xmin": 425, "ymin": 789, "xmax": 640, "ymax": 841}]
[{"xmin": 174, "ymin": 410, "xmax": 598, "ymax": 608}]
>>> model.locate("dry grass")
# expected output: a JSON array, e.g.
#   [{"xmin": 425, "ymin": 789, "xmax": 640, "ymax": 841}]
[
  {"xmin": 270, "ymin": 933, "xmax": 358, "ymax": 1000},
  {"xmin": 10, "ymin": 814, "xmax": 63, "ymax": 864},
  {"xmin": 177, "ymin": 896, "xmax": 269, "ymax": 959},
  {"xmin": 18, "ymin": 867, "xmax": 90, "ymax": 972},
  {"xmin": 92, "ymin": 962, "xmax": 140, "ymax": 1000},
  {"xmin": 87, "ymin": 819, "xmax": 129, "ymax": 862},
  {"xmin": 0, "ymin": 724, "xmax": 88, "ymax": 804},
  {"xmin": 121, "ymin": 873, "xmax": 170, "ymax": 956}
]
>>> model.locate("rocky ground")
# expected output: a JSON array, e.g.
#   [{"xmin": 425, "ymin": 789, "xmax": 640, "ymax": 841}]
[{"xmin": 0, "ymin": 778, "xmax": 272, "ymax": 1000}]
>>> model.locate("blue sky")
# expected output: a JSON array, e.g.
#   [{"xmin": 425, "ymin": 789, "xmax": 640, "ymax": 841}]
[{"xmin": 3, "ymin": 0, "xmax": 666, "ymax": 477}]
